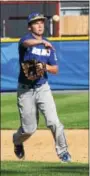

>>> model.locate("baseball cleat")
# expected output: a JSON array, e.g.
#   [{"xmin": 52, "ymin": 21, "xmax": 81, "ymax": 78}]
[
  {"xmin": 60, "ymin": 151, "xmax": 71, "ymax": 162},
  {"xmin": 14, "ymin": 143, "xmax": 25, "ymax": 159}
]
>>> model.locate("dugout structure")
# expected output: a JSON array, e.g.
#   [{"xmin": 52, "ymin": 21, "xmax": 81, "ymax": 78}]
[{"xmin": 1, "ymin": 0, "xmax": 60, "ymax": 38}]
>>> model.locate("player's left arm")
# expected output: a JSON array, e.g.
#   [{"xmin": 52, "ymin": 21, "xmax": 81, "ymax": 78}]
[
  {"xmin": 46, "ymin": 64, "xmax": 58, "ymax": 74},
  {"xmin": 46, "ymin": 49, "xmax": 58, "ymax": 74}
]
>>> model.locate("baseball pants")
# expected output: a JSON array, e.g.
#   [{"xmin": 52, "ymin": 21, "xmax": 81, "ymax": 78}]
[{"xmin": 13, "ymin": 82, "xmax": 68, "ymax": 156}]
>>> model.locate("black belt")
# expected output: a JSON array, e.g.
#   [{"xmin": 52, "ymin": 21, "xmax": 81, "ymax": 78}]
[{"xmin": 19, "ymin": 83, "xmax": 42, "ymax": 89}]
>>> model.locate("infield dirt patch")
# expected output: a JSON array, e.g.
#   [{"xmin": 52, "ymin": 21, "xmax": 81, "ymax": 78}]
[{"xmin": 1, "ymin": 130, "xmax": 88, "ymax": 163}]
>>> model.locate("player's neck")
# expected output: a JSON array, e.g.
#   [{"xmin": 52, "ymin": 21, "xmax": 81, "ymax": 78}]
[{"xmin": 32, "ymin": 33, "xmax": 42, "ymax": 40}]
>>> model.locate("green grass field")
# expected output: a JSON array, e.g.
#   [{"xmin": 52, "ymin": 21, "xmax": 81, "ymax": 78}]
[
  {"xmin": 1, "ymin": 92, "xmax": 88, "ymax": 129},
  {"xmin": 1, "ymin": 161, "xmax": 89, "ymax": 176}
]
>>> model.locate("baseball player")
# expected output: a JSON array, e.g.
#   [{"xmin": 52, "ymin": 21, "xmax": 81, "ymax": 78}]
[{"xmin": 13, "ymin": 12, "xmax": 71, "ymax": 162}]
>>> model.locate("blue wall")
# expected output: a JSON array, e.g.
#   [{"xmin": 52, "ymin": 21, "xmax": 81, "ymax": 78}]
[{"xmin": 1, "ymin": 40, "xmax": 89, "ymax": 91}]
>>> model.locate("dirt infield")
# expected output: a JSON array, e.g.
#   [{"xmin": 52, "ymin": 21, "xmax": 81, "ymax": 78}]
[{"xmin": 1, "ymin": 130, "xmax": 88, "ymax": 163}]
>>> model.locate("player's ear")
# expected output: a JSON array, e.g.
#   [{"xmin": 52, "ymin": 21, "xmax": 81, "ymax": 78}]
[
  {"xmin": 28, "ymin": 27, "xmax": 31, "ymax": 31},
  {"xmin": 28, "ymin": 24, "xmax": 31, "ymax": 31}
]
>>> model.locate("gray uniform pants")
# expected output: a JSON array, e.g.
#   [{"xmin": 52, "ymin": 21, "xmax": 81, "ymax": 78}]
[{"xmin": 13, "ymin": 82, "xmax": 68, "ymax": 156}]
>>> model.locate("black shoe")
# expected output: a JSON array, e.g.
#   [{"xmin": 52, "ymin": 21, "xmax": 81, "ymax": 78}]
[{"xmin": 14, "ymin": 143, "xmax": 25, "ymax": 159}]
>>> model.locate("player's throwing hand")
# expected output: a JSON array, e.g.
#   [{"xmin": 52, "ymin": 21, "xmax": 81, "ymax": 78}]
[{"xmin": 42, "ymin": 40, "xmax": 55, "ymax": 50}]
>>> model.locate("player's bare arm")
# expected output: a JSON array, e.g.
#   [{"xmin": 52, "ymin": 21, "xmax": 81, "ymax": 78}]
[
  {"xmin": 37, "ymin": 63, "xmax": 58, "ymax": 74},
  {"xmin": 23, "ymin": 39, "xmax": 42, "ymax": 47},
  {"xmin": 23, "ymin": 39, "xmax": 54, "ymax": 50},
  {"xmin": 46, "ymin": 64, "xmax": 58, "ymax": 74}
]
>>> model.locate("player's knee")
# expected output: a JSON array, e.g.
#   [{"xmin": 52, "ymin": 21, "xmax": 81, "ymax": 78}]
[{"xmin": 22, "ymin": 125, "xmax": 37, "ymax": 135}]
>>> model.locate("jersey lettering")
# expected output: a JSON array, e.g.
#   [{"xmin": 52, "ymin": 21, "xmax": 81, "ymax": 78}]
[{"xmin": 32, "ymin": 47, "xmax": 50, "ymax": 56}]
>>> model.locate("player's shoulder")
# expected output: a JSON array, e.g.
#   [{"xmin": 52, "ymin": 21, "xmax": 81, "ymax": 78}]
[{"xmin": 19, "ymin": 33, "xmax": 32, "ymax": 44}]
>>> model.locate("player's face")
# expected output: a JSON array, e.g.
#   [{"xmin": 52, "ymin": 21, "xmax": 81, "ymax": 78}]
[{"xmin": 30, "ymin": 20, "xmax": 45, "ymax": 36}]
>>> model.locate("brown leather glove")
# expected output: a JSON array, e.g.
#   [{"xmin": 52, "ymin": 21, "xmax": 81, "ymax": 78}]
[{"xmin": 21, "ymin": 59, "xmax": 46, "ymax": 80}]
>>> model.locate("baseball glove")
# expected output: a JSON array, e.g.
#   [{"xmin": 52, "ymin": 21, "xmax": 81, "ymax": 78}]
[{"xmin": 21, "ymin": 59, "xmax": 46, "ymax": 80}]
